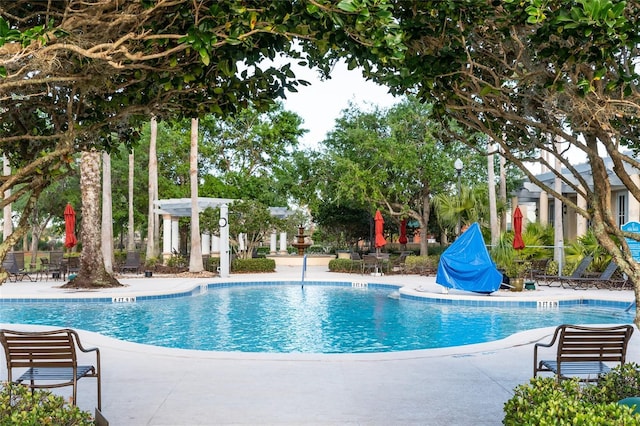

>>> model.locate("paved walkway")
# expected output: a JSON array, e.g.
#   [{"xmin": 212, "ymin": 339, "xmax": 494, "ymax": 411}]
[{"xmin": 0, "ymin": 266, "xmax": 637, "ymax": 425}]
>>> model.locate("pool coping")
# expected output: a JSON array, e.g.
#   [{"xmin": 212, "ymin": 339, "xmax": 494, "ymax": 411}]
[{"xmin": 0, "ymin": 278, "xmax": 635, "ymax": 311}]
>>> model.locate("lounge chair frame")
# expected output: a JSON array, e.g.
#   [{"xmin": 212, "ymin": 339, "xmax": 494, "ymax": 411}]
[
  {"xmin": 0, "ymin": 328, "xmax": 101, "ymax": 410},
  {"xmin": 538, "ymin": 255, "xmax": 593, "ymax": 287},
  {"xmin": 533, "ymin": 324, "xmax": 633, "ymax": 383}
]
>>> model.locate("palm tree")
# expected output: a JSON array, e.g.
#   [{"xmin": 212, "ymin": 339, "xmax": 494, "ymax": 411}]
[
  {"xmin": 189, "ymin": 118, "xmax": 203, "ymax": 273},
  {"xmin": 146, "ymin": 116, "xmax": 159, "ymax": 261},
  {"xmin": 64, "ymin": 150, "xmax": 121, "ymax": 288}
]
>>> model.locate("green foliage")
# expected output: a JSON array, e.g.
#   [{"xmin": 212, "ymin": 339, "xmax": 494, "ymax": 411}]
[
  {"xmin": 231, "ymin": 258, "xmax": 275, "ymax": 273},
  {"xmin": 306, "ymin": 245, "xmax": 327, "ymax": 254},
  {"xmin": 404, "ymin": 255, "xmax": 438, "ymax": 274},
  {"xmin": 311, "ymin": 203, "xmax": 370, "ymax": 250},
  {"xmin": 0, "ymin": 383, "xmax": 94, "ymax": 425},
  {"xmin": 205, "ymin": 256, "xmax": 220, "ymax": 272},
  {"xmin": 491, "ymin": 223, "xmax": 554, "ymax": 270},
  {"xmin": 565, "ymin": 229, "xmax": 615, "ymax": 272},
  {"xmin": 503, "ymin": 374, "xmax": 640, "ymax": 425},
  {"xmin": 582, "ymin": 363, "xmax": 640, "ymax": 403},
  {"xmin": 328, "ymin": 258, "xmax": 353, "ymax": 272}
]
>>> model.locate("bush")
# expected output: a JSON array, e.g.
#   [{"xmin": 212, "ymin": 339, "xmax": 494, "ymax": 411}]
[
  {"xmin": 306, "ymin": 245, "xmax": 327, "ymax": 254},
  {"xmin": 405, "ymin": 255, "xmax": 438, "ymax": 274},
  {"xmin": 0, "ymin": 383, "xmax": 94, "ymax": 425},
  {"xmin": 328, "ymin": 259, "xmax": 353, "ymax": 272},
  {"xmin": 232, "ymin": 258, "xmax": 275, "ymax": 273},
  {"xmin": 504, "ymin": 365, "xmax": 640, "ymax": 425}
]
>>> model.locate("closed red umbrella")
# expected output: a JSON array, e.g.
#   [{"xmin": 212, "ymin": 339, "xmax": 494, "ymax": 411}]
[
  {"xmin": 399, "ymin": 219, "xmax": 408, "ymax": 245},
  {"xmin": 374, "ymin": 210, "xmax": 386, "ymax": 250},
  {"xmin": 512, "ymin": 206, "xmax": 525, "ymax": 250},
  {"xmin": 64, "ymin": 203, "xmax": 77, "ymax": 249}
]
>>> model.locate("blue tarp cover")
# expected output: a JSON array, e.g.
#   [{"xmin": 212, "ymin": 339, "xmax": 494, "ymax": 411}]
[{"xmin": 435, "ymin": 222, "xmax": 503, "ymax": 294}]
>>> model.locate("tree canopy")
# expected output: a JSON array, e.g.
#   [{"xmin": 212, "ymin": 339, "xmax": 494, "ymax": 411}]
[{"xmin": 0, "ymin": 0, "xmax": 405, "ymax": 274}]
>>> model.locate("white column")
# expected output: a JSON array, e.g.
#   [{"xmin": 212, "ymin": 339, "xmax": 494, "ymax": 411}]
[
  {"xmin": 171, "ymin": 217, "xmax": 180, "ymax": 254},
  {"xmin": 553, "ymin": 135, "xmax": 564, "ymax": 272},
  {"xmin": 238, "ymin": 232, "xmax": 245, "ymax": 252},
  {"xmin": 201, "ymin": 232, "xmax": 211, "ymax": 255},
  {"xmin": 270, "ymin": 232, "xmax": 277, "ymax": 254},
  {"xmin": 219, "ymin": 204, "xmax": 230, "ymax": 277},
  {"xmin": 211, "ymin": 235, "xmax": 220, "ymax": 255},
  {"xmin": 279, "ymin": 232, "xmax": 287, "ymax": 254},
  {"xmin": 576, "ymin": 191, "xmax": 588, "ymax": 237},
  {"xmin": 162, "ymin": 214, "xmax": 172, "ymax": 260},
  {"xmin": 629, "ymin": 174, "xmax": 640, "ymax": 222},
  {"xmin": 539, "ymin": 190, "xmax": 548, "ymax": 225}
]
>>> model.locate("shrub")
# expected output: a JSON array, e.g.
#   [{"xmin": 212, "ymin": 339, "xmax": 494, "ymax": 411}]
[
  {"xmin": 306, "ymin": 245, "xmax": 327, "ymax": 254},
  {"xmin": 504, "ymin": 366, "xmax": 640, "ymax": 425},
  {"xmin": 0, "ymin": 383, "xmax": 94, "ymax": 425},
  {"xmin": 205, "ymin": 256, "xmax": 220, "ymax": 272},
  {"xmin": 328, "ymin": 259, "xmax": 352, "ymax": 272},
  {"xmin": 404, "ymin": 255, "xmax": 438, "ymax": 274},
  {"xmin": 232, "ymin": 258, "xmax": 275, "ymax": 273}
]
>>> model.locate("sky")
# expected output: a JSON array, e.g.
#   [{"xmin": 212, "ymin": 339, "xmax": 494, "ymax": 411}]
[{"xmin": 280, "ymin": 60, "xmax": 401, "ymax": 149}]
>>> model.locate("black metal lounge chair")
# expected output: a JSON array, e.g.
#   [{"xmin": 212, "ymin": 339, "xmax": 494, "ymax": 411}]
[
  {"xmin": 539, "ymin": 255, "xmax": 593, "ymax": 287},
  {"xmin": 565, "ymin": 261, "xmax": 623, "ymax": 290},
  {"xmin": 120, "ymin": 251, "xmax": 142, "ymax": 274}
]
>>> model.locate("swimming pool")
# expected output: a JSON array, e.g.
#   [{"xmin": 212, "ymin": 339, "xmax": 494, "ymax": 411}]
[{"xmin": 0, "ymin": 283, "xmax": 634, "ymax": 353}]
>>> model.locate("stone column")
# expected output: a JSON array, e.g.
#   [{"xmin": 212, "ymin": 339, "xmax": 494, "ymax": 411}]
[
  {"xmin": 211, "ymin": 235, "xmax": 220, "ymax": 255},
  {"xmin": 539, "ymin": 191, "xmax": 548, "ymax": 225},
  {"xmin": 576, "ymin": 191, "xmax": 588, "ymax": 237},
  {"xmin": 201, "ymin": 232, "xmax": 211, "ymax": 255},
  {"xmin": 629, "ymin": 174, "xmax": 640, "ymax": 222},
  {"xmin": 171, "ymin": 217, "xmax": 180, "ymax": 254},
  {"xmin": 162, "ymin": 214, "xmax": 172, "ymax": 260},
  {"xmin": 279, "ymin": 232, "xmax": 287, "ymax": 255},
  {"xmin": 219, "ymin": 204, "xmax": 230, "ymax": 277},
  {"xmin": 270, "ymin": 232, "xmax": 277, "ymax": 254}
]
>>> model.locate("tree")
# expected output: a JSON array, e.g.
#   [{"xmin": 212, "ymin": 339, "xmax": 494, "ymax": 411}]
[
  {"xmin": 359, "ymin": 1, "xmax": 640, "ymax": 323},
  {"xmin": 198, "ymin": 103, "xmax": 306, "ymax": 206},
  {"xmin": 189, "ymin": 118, "xmax": 203, "ymax": 273},
  {"xmin": 65, "ymin": 151, "xmax": 119, "ymax": 288},
  {"xmin": 0, "ymin": 0, "xmax": 405, "ymax": 285},
  {"xmin": 101, "ymin": 152, "xmax": 114, "ymax": 274},
  {"xmin": 146, "ymin": 117, "xmax": 159, "ymax": 261},
  {"xmin": 314, "ymin": 98, "xmax": 482, "ymax": 255}
]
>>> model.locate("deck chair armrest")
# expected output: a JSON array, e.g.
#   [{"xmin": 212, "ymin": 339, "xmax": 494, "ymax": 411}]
[
  {"xmin": 68, "ymin": 329, "xmax": 101, "ymax": 369},
  {"xmin": 533, "ymin": 328, "xmax": 562, "ymax": 375}
]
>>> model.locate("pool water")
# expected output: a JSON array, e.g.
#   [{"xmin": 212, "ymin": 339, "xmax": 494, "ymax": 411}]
[{"xmin": 0, "ymin": 285, "xmax": 633, "ymax": 353}]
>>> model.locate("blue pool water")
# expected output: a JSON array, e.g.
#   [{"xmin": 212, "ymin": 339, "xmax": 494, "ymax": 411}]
[{"xmin": 0, "ymin": 284, "xmax": 634, "ymax": 353}]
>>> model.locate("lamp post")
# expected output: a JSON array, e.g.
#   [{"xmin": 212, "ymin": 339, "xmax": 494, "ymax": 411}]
[{"xmin": 454, "ymin": 158, "xmax": 464, "ymax": 236}]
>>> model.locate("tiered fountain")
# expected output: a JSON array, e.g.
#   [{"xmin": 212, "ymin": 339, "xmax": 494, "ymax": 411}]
[{"xmin": 291, "ymin": 225, "xmax": 311, "ymax": 255}]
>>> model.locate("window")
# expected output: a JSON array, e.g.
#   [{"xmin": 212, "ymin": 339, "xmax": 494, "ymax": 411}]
[{"xmin": 618, "ymin": 193, "xmax": 627, "ymax": 228}]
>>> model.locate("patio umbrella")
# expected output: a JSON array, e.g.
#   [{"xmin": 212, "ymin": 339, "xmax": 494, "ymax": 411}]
[
  {"xmin": 512, "ymin": 206, "xmax": 525, "ymax": 250},
  {"xmin": 399, "ymin": 219, "xmax": 408, "ymax": 245},
  {"xmin": 64, "ymin": 203, "xmax": 77, "ymax": 249},
  {"xmin": 374, "ymin": 210, "xmax": 386, "ymax": 253}
]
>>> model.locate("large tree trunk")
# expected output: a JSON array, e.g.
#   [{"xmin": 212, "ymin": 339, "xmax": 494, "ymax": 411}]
[
  {"xmin": 189, "ymin": 118, "xmax": 203, "ymax": 272},
  {"xmin": 146, "ymin": 116, "xmax": 159, "ymax": 261},
  {"xmin": 64, "ymin": 150, "xmax": 121, "ymax": 288}
]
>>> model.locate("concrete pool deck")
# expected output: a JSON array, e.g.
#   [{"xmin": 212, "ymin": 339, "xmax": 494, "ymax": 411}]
[{"xmin": 0, "ymin": 266, "xmax": 638, "ymax": 425}]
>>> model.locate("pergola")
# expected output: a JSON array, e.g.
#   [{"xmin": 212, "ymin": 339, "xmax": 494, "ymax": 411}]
[
  {"xmin": 154, "ymin": 197, "xmax": 293, "ymax": 261},
  {"xmin": 154, "ymin": 197, "xmax": 234, "ymax": 259}
]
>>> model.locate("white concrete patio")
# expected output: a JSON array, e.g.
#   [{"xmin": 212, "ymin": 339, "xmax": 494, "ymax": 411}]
[{"xmin": 0, "ymin": 266, "xmax": 637, "ymax": 425}]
